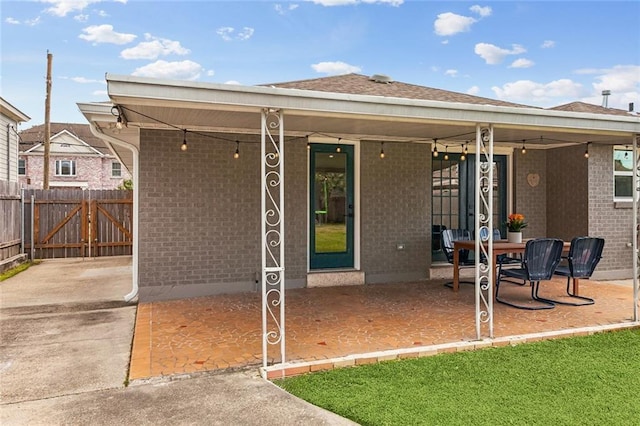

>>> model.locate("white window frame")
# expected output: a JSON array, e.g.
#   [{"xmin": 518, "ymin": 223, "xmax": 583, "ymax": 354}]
[
  {"xmin": 55, "ymin": 160, "xmax": 76, "ymax": 176},
  {"xmin": 613, "ymin": 146, "xmax": 637, "ymax": 202},
  {"xmin": 111, "ymin": 161, "xmax": 122, "ymax": 178},
  {"xmin": 18, "ymin": 158, "xmax": 26, "ymax": 175}
]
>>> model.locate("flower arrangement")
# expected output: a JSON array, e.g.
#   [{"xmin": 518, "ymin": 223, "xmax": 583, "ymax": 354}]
[{"xmin": 506, "ymin": 213, "xmax": 528, "ymax": 232}]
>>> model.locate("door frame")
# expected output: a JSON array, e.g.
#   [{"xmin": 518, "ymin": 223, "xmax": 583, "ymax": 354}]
[{"xmin": 307, "ymin": 137, "xmax": 360, "ymax": 271}]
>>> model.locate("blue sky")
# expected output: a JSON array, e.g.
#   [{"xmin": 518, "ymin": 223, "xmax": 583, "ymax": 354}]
[{"xmin": 2, "ymin": 0, "xmax": 639, "ymax": 127}]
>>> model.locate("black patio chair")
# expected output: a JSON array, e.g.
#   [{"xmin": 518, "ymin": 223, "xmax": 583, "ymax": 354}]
[
  {"xmin": 496, "ymin": 238, "xmax": 564, "ymax": 310},
  {"xmin": 540, "ymin": 236, "xmax": 604, "ymax": 306},
  {"xmin": 442, "ymin": 229, "xmax": 475, "ymax": 288}
]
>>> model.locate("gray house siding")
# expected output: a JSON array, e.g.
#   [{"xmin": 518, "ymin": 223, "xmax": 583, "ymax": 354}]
[
  {"xmin": 360, "ymin": 141, "xmax": 430, "ymax": 283},
  {"xmin": 514, "ymin": 149, "xmax": 548, "ymax": 239},
  {"xmin": 136, "ymin": 127, "xmax": 635, "ymax": 302},
  {"xmin": 546, "ymin": 145, "xmax": 589, "ymax": 240},
  {"xmin": 587, "ymin": 144, "xmax": 637, "ymax": 279}
]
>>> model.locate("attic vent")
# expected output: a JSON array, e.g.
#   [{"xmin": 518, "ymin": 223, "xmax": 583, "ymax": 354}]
[
  {"xmin": 369, "ymin": 74, "xmax": 393, "ymax": 84},
  {"xmin": 60, "ymin": 143, "xmax": 70, "ymax": 147}
]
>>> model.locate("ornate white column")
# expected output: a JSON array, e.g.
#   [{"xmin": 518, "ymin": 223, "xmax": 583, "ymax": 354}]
[
  {"xmin": 261, "ymin": 108, "xmax": 285, "ymax": 368},
  {"xmin": 475, "ymin": 124, "xmax": 494, "ymax": 339}
]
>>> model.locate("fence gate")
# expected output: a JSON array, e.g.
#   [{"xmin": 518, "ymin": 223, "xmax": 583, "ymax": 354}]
[{"xmin": 23, "ymin": 189, "xmax": 133, "ymax": 259}]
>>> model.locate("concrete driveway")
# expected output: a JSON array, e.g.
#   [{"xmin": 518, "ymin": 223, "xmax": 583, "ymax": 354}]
[{"xmin": 0, "ymin": 257, "xmax": 356, "ymax": 425}]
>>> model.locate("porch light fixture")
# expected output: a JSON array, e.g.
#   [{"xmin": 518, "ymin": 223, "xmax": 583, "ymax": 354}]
[
  {"xmin": 180, "ymin": 129, "xmax": 188, "ymax": 152},
  {"xmin": 111, "ymin": 105, "xmax": 126, "ymax": 130},
  {"xmin": 234, "ymin": 141, "xmax": 240, "ymax": 159},
  {"xmin": 432, "ymin": 139, "xmax": 439, "ymax": 158},
  {"xmin": 584, "ymin": 142, "xmax": 590, "ymax": 158},
  {"xmin": 521, "ymin": 140, "xmax": 527, "ymax": 155},
  {"xmin": 336, "ymin": 138, "xmax": 342, "ymax": 153},
  {"xmin": 379, "ymin": 142, "xmax": 385, "ymax": 159}
]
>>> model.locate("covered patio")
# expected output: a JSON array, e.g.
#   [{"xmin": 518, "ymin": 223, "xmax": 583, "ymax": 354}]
[{"xmin": 129, "ymin": 276, "xmax": 636, "ymax": 381}]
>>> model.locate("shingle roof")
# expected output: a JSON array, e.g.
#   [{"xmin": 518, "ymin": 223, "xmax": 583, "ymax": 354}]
[
  {"xmin": 548, "ymin": 101, "xmax": 632, "ymax": 117},
  {"xmin": 18, "ymin": 123, "xmax": 111, "ymax": 154},
  {"xmin": 265, "ymin": 73, "xmax": 535, "ymax": 108}
]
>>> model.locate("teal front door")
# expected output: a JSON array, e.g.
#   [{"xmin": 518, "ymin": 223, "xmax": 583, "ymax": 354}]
[{"xmin": 309, "ymin": 144, "xmax": 354, "ymax": 269}]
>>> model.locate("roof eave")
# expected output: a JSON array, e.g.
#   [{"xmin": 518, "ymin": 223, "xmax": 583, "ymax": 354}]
[{"xmin": 105, "ymin": 74, "xmax": 640, "ymax": 136}]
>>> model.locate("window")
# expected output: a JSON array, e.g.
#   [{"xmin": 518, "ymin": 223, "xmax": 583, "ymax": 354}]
[
  {"xmin": 613, "ymin": 147, "xmax": 636, "ymax": 201},
  {"xmin": 18, "ymin": 159, "xmax": 26, "ymax": 175},
  {"xmin": 55, "ymin": 160, "xmax": 76, "ymax": 176},
  {"xmin": 111, "ymin": 162, "xmax": 122, "ymax": 177}
]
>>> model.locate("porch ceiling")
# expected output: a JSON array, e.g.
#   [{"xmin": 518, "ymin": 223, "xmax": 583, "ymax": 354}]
[{"xmin": 78, "ymin": 74, "xmax": 640, "ymax": 171}]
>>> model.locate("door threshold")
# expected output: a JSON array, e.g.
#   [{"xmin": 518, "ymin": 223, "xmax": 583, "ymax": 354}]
[{"xmin": 307, "ymin": 270, "xmax": 365, "ymax": 288}]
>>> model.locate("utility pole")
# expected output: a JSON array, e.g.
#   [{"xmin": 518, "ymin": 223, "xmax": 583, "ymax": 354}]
[{"xmin": 43, "ymin": 51, "xmax": 52, "ymax": 189}]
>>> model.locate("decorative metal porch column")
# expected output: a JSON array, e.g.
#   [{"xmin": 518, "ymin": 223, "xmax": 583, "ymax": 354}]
[
  {"xmin": 261, "ymin": 108, "xmax": 285, "ymax": 368},
  {"xmin": 633, "ymin": 134, "xmax": 639, "ymax": 322},
  {"xmin": 475, "ymin": 124, "xmax": 494, "ymax": 339}
]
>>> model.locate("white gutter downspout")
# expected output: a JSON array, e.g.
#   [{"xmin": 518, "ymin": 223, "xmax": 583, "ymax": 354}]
[{"xmin": 88, "ymin": 123, "xmax": 139, "ymax": 302}]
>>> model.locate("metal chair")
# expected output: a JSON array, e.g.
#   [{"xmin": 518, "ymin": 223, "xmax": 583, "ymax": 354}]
[
  {"xmin": 496, "ymin": 238, "xmax": 564, "ymax": 310},
  {"xmin": 441, "ymin": 229, "xmax": 475, "ymax": 288},
  {"xmin": 542, "ymin": 236, "xmax": 604, "ymax": 306}
]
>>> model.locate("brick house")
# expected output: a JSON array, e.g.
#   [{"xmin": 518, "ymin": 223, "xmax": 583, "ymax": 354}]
[
  {"xmin": 77, "ymin": 73, "xmax": 639, "ymax": 306},
  {"xmin": 18, "ymin": 123, "xmax": 131, "ymax": 189}
]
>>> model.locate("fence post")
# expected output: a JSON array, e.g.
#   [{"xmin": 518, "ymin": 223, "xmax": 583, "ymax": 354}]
[{"xmin": 30, "ymin": 194, "xmax": 35, "ymax": 261}]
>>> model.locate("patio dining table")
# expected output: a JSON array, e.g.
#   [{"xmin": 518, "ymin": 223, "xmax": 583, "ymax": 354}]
[{"xmin": 452, "ymin": 239, "xmax": 574, "ymax": 295}]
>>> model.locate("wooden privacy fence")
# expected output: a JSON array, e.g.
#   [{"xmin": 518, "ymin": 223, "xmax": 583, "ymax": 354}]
[
  {"xmin": 23, "ymin": 189, "xmax": 133, "ymax": 259},
  {"xmin": 0, "ymin": 181, "xmax": 22, "ymax": 264}
]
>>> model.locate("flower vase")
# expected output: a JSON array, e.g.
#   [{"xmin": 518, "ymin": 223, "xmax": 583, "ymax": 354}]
[{"xmin": 507, "ymin": 231, "xmax": 522, "ymax": 243}]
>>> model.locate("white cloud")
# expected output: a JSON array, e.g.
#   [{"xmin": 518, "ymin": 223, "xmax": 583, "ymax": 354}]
[
  {"xmin": 238, "ymin": 27, "xmax": 255, "ymax": 40},
  {"xmin": 8, "ymin": 16, "xmax": 42, "ymax": 26},
  {"xmin": 576, "ymin": 65, "xmax": 640, "ymax": 110},
  {"xmin": 70, "ymin": 76, "xmax": 105, "ymax": 84},
  {"xmin": 474, "ymin": 43, "xmax": 526, "ymax": 65},
  {"xmin": 541, "ymin": 40, "xmax": 555, "ymax": 48},
  {"xmin": 216, "ymin": 26, "xmax": 255, "ymax": 41},
  {"xmin": 275, "ymin": 3, "xmax": 299, "ymax": 15},
  {"xmin": 5, "ymin": 17, "xmax": 20, "ymax": 24},
  {"xmin": 25, "ymin": 17, "xmax": 42, "ymax": 26},
  {"xmin": 132, "ymin": 60, "xmax": 204, "ymax": 81},
  {"xmin": 312, "ymin": 61, "xmax": 361, "ymax": 75},
  {"xmin": 92, "ymin": 89, "xmax": 108, "ymax": 97},
  {"xmin": 470, "ymin": 5, "xmax": 492, "ymax": 17},
  {"xmin": 509, "ymin": 58, "xmax": 534, "ymax": 69},
  {"xmin": 42, "ymin": 0, "xmax": 101, "ymax": 17},
  {"xmin": 434, "ymin": 12, "xmax": 476, "ymax": 36},
  {"xmin": 74, "ymin": 14, "xmax": 89, "ymax": 22},
  {"xmin": 79, "ymin": 24, "xmax": 136, "ymax": 45},
  {"xmin": 467, "ymin": 86, "xmax": 480, "ymax": 95},
  {"xmin": 206, "ymin": 70, "xmax": 215, "ymax": 77},
  {"xmin": 216, "ymin": 27, "xmax": 234, "ymax": 41},
  {"xmin": 120, "ymin": 34, "xmax": 190, "ymax": 60},
  {"xmin": 308, "ymin": 0, "xmax": 403, "ymax": 6},
  {"xmin": 225, "ymin": 80, "xmax": 242, "ymax": 85},
  {"xmin": 445, "ymin": 69, "xmax": 458, "ymax": 77},
  {"xmin": 97, "ymin": 10, "xmax": 109, "ymax": 17},
  {"xmin": 491, "ymin": 79, "xmax": 585, "ymax": 105}
]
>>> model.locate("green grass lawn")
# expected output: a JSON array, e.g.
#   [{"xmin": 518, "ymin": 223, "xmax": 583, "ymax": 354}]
[
  {"xmin": 315, "ymin": 223, "xmax": 347, "ymax": 252},
  {"xmin": 276, "ymin": 329, "xmax": 640, "ymax": 425}
]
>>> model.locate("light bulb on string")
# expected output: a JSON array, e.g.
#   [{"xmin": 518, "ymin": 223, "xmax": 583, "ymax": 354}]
[
  {"xmin": 521, "ymin": 140, "xmax": 527, "ymax": 155},
  {"xmin": 234, "ymin": 141, "xmax": 240, "ymax": 159},
  {"xmin": 379, "ymin": 142, "xmax": 385, "ymax": 159},
  {"xmin": 180, "ymin": 129, "xmax": 188, "ymax": 152}
]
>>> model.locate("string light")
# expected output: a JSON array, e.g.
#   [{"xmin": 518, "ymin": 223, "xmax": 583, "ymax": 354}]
[
  {"xmin": 336, "ymin": 137, "xmax": 342, "ymax": 153},
  {"xmin": 234, "ymin": 140, "xmax": 240, "ymax": 159},
  {"xmin": 463, "ymin": 142, "xmax": 468, "ymax": 155},
  {"xmin": 181, "ymin": 129, "xmax": 188, "ymax": 152},
  {"xmin": 432, "ymin": 139, "xmax": 439, "ymax": 158},
  {"xmin": 584, "ymin": 142, "xmax": 590, "ymax": 158},
  {"xmin": 379, "ymin": 142, "xmax": 385, "ymax": 159},
  {"xmin": 521, "ymin": 140, "xmax": 527, "ymax": 155},
  {"xmin": 444, "ymin": 145, "xmax": 449, "ymax": 161}
]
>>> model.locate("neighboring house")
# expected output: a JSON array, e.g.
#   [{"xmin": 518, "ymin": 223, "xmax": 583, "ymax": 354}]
[
  {"xmin": 0, "ymin": 97, "xmax": 30, "ymax": 183},
  {"xmin": 18, "ymin": 123, "xmax": 131, "ymax": 189},
  {"xmin": 77, "ymin": 73, "xmax": 640, "ymax": 305}
]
